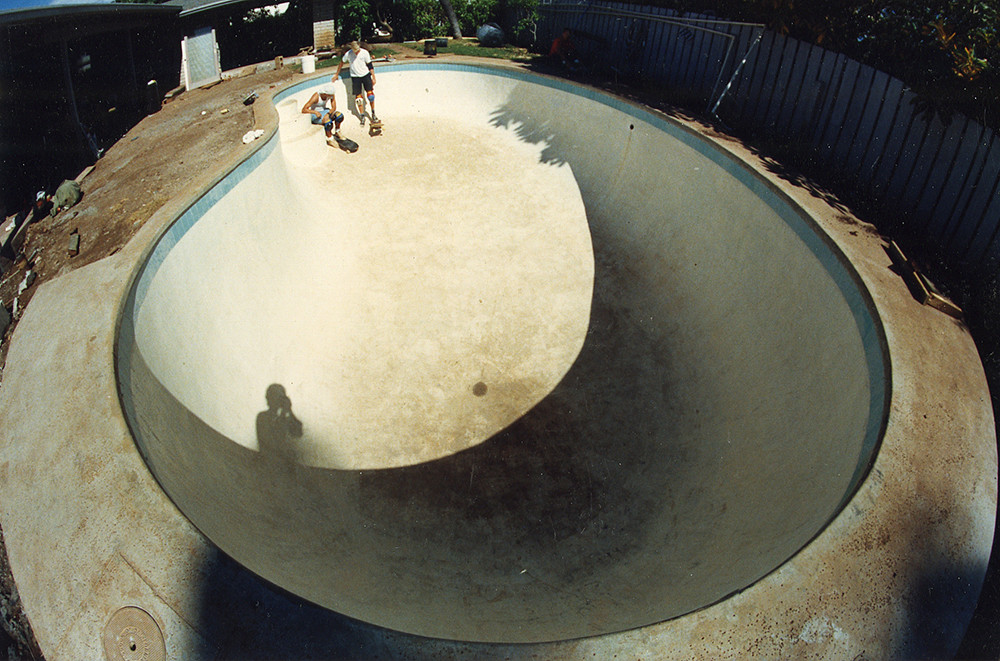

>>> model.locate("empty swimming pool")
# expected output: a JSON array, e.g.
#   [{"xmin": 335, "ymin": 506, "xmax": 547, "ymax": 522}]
[{"xmin": 116, "ymin": 63, "xmax": 888, "ymax": 643}]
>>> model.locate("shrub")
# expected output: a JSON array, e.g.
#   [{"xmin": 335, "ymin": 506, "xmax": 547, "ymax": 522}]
[
  {"xmin": 395, "ymin": 0, "xmax": 449, "ymax": 39},
  {"xmin": 455, "ymin": 0, "xmax": 499, "ymax": 35}
]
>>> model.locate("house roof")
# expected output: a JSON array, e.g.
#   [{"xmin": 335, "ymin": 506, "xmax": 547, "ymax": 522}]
[
  {"xmin": 0, "ymin": 3, "xmax": 179, "ymax": 27},
  {"xmin": 172, "ymin": 0, "xmax": 283, "ymax": 18}
]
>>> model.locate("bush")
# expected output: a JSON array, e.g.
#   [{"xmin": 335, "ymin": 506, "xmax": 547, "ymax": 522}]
[
  {"xmin": 338, "ymin": 0, "xmax": 374, "ymax": 40},
  {"xmin": 455, "ymin": 0, "xmax": 499, "ymax": 36},
  {"xmin": 505, "ymin": 0, "xmax": 541, "ymax": 47},
  {"xmin": 395, "ymin": 0, "xmax": 449, "ymax": 39},
  {"xmin": 335, "ymin": 0, "xmax": 538, "ymax": 43},
  {"xmin": 338, "ymin": 0, "xmax": 450, "ymax": 41}
]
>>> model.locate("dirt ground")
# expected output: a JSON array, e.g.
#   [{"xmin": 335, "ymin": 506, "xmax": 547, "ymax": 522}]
[{"xmin": 1, "ymin": 46, "xmax": 999, "ymax": 660}]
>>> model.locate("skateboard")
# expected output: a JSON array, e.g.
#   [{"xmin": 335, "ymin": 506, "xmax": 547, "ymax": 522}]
[
  {"xmin": 331, "ymin": 134, "xmax": 358, "ymax": 153},
  {"xmin": 369, "ymin": 118, "xmax": 383, "ymax": 136}
]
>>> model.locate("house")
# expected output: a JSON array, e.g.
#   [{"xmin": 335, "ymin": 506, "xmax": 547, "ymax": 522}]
[{"xmin": 0, "ymin": 3, "xmax": 181, "ymax": 217}]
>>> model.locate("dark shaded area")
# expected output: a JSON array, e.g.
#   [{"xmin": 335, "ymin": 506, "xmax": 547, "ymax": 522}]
[
  {"xmin": 599, "ymin": 0, "xmax": 998, "ymax": 132},
  {"xmin": 956, "ymin": 546, "xmax": 1000, "ymax": 659},
  {"xmin": 751, "ymin": 148, "xmax": 852, "ymax": 215},
  {"xmin": 193, "ymin": 547, "xmax": 392, "ymax": 661},
  {"xmin": 0, "ymin": 525, "xmax": 41, "ymax": 661},
  {"xmin": 0, "ymin": 6, "xmax": 181, "ymax": 217},
  {"xmin": 0, "ymin": 626, "xmax": 39, "ymax": 661},
  {"xmin": 942, "ymin": 264, "xmax": 1000, "ymax": 661},
  {"xmin": 901, "ymin": 564, "xmax": 991, "ymax": 661}
]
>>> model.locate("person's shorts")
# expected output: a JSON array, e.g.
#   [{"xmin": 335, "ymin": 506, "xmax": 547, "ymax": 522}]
[
  {"xmin": 310, "ymin": 112, "xmax": 328, "ymax": 125},
  {"xmin": 351, "ymin": 73, "xmax": 374, "ymax": 96}
]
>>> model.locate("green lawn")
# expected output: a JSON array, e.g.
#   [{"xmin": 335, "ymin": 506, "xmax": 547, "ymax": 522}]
[
  {"xmin": 289, "ymin": 41, "xmax": 536, "ymax": 73},
  {"xmin": 401, "ymin": 39, "xmax": 534, "ymax": 61},
  {"xmin": 292, "ymin": 46, "xmax": 403, "ymax": 72}
]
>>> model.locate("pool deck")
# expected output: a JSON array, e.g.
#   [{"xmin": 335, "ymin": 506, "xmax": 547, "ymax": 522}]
[{"xmin": 0, "ymin": 58, "xmax": 995, "ymax": 660}]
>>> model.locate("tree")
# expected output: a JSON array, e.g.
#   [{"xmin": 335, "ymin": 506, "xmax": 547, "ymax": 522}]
[
  {"xmin": 339, "ymin": 0, "xmax": 374, "ymax": 40},
  {"xmin": 440, "ymin": 0, "xmax": 463, "ymax": 38}
]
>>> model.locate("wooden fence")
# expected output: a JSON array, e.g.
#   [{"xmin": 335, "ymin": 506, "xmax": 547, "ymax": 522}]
[{"xmin": 539, "ymin": 1, "xmax": 1000, "ymax": 271}]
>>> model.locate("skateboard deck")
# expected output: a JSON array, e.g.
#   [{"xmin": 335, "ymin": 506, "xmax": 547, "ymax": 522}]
[
  {"xmin": 369, "ymin": 119, "xmax": 383, "ymax": 136},
  {"xmin": 332, "ymin": 134, "xmax": 358, "ymax": 153}
]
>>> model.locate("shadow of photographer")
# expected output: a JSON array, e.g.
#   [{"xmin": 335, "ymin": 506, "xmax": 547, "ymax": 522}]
[{"xmin": 256, "ymin": 383, "xmax": 302, "ymax": 460}]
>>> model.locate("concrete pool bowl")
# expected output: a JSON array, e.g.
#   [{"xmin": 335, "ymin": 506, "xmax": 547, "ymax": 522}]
[{"xmin": 0, "ymin": 61, "xmax": 995, "ymax": 658}]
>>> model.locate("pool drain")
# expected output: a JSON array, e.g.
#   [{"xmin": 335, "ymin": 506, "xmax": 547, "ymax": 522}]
[{"xmin": 102, "ymin": 606, "xmax": 165, "ymax": 661}]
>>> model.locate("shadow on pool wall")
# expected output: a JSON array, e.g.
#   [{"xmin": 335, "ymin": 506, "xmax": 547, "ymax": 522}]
[{"xmin": 115, "ymin": 64, "xmax": 892, "ymax": 652}]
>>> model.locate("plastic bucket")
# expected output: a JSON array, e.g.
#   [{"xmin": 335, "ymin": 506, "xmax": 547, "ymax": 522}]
[{"xmin": 301, "ymin": 55, "xmax": 316, "ymax": 74}]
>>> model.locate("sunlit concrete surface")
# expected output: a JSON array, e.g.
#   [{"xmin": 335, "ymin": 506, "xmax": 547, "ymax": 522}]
[
  {"xmin": 126, "ymin": 72, "xmax": 595, "ymax": 471},
  {"xmin": 0, "ymin": 62, "xmax": 995, "ymax": 659}
]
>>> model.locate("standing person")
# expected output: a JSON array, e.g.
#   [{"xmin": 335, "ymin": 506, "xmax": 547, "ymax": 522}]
[
  {"xmin": 333, "ymin": 41, "xmax": 379, "ymax": 125},
  {"xmin": 301, "ymin": 81, "xmax": 345, "ymax": 147}
]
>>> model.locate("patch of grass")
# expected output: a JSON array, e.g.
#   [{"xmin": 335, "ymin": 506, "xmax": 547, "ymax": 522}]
[
  {"xmin": 313, "ymin": 56, "xmax": 340, "ymax": 70},
  {"xmin": 371, "ymin": 46, "xmax": 402, "ymax": 59},
  {"xmin": 291, "ymin": 40, "xmax": 536, "ymax": 72},
  {"xmin": 402, "ymin": 38, "xmax": 535, "ymax": 61},
  {"xmin": 291, "ymin": 46, "xmax": 404, "ymax": 72}
]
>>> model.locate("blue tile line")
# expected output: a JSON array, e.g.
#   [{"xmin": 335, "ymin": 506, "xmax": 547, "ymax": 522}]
[{"xmin": 131, "ymin": 135, "xmax": 277, "ymax": 311}]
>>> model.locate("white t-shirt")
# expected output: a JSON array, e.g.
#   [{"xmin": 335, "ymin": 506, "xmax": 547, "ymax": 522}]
[
  {"xmin": 308, "ymin": 94, "xmax": 329, "ymax": 113},
  {"xmin": 343, "ymin": 48, "xmax": 372, "ymax": 78}
]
